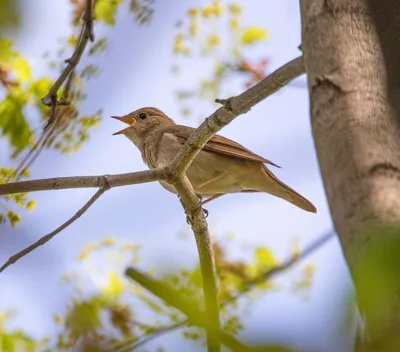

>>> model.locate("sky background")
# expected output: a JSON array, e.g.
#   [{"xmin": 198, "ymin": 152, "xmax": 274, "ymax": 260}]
[{"xmin": 0, "ymin": 1, "xmax": 355, "ymax": 351}]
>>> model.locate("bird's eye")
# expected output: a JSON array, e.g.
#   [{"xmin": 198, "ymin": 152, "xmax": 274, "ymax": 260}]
[{"xmin": 139, "ymin": 112, "xmax": 148, "ymax": 120}]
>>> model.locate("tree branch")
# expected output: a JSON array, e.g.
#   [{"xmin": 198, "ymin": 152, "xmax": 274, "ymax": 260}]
[
  {"xmin": 0, "ymin": 185, "xmax": 109, "ymax": 273},
  {"xmin": 168, "ymin": 55, "xmax": 305, "ymax": 176},
  {"xmin": 0, "ymin": 168, "xmax": 166, "ymax": 196},
  {"xmin": 174, "ymin": 176, "xmax": 220, "ymax": 351},
  {"xmin": 42, "ymin": 0, "xmax": 95, "ymax": 109}
]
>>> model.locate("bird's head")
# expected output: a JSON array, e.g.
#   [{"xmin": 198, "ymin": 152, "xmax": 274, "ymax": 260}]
[{"xmin": 111, "ymin": 107, "xmax": 175, "ymax": 148}]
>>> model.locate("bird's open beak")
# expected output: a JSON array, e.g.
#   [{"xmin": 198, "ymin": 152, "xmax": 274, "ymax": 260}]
[{"xmin": 111, "ymin": 115, "xmax": 136, "ymax": 135}]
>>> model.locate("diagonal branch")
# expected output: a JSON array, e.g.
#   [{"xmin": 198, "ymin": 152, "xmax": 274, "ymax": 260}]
[
  {"xmin": 225, "ymin": 231, "xmax": 335, "ymax": 304},
  {"xmin": 168, "ymin": 55, "xmax": 305, "ymax": 176},
  {"xmin": 42, "ymin": 0, "xmax": 95, "ymax": 109},
  {"xmin": 0, "ymin": 184, "xmax": 109, "ymax": 274}
]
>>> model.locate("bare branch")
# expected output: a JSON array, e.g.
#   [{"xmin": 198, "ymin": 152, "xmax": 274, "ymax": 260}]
[
  {"xmin": 226, "ymin": 231, "xmax": 335, "ymax": 304},
  {"xmin": 116, "ymin": 322, "xmax": 185, "ymax": 352},
  {"xmin": 0, "ymin": 185, "xmax": 109, "ymax": 273},
  {"xmin": 0, "ymin": 168, "xmax": 166, "ymax": 196},
  {"xmin": 42, "ymin": 0, "xmax": 95, "ymax": 108}
]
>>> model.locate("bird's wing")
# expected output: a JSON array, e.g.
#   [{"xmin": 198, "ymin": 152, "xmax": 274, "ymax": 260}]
[{"xmin": 163, "ymin": 125, "xmax": 281, "ymax": 168}]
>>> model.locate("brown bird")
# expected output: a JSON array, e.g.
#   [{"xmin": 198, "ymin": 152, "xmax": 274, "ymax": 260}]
[{"xmin": 111, "ymin": 107, "xmax": 317, "ymax": 213}]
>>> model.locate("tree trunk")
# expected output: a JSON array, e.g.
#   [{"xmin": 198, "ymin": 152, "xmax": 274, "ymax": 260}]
[
  {"xmin": 299, "ymin": 0, "xmax": 400, "ymax": 350},
  {"xmin": 365, "ymin": 0, "xmax": 400, "ymax": 125}
]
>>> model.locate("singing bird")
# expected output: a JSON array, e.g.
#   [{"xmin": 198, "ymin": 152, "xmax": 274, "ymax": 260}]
[{"xmin": 111, "ymin": 107, "xmax": 317, "ymax": 213}]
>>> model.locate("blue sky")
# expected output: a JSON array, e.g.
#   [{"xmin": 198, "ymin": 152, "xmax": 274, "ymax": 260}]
[{"xmin": 0, "ymin": 1, "xmax": 355, "ymax": 351}]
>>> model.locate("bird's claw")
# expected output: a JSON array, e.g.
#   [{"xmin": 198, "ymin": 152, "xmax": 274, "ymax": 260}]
[{"xmin": 178, "ymin": 195, "xmax": 209, "ymax": 224}]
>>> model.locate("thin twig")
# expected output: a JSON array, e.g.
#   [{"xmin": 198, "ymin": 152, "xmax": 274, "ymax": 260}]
[
  {"xmin": 225, "ymin": 231, "xmax": 335, "ymax": 304},
  {"xmin": 0, "ymin": 185, "xmax": 109, "ymax": 274},
  {"xmin": 41, "ymin": 0, "xmax": 95, "ymax": 108},
  {"xmin": 115, "ymin": 322, "xmax": 186, "ymax": 352},
  {"xmin": 120, "ymin": 231, "xmax": 334, "ymax": 351}
]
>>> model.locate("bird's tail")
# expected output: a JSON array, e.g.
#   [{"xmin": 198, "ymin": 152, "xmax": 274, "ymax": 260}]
[{"xmin": 260, "ymin": 165, "xmax": 317, "ymax": 213}]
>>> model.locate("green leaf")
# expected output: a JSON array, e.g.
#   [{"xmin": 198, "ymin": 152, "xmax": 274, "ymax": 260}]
[
  {"xmin": 0, "ymin": 97, "xmax": 32, "ymax": 156},
  {"xmin": 0, "ymin": 37, "xmax": 17, "ymax": 65},
  {"xmin": 0, "ymin": 0, "xmax": 20, "ymax": 31},
  {"xmin": 255, "ymin": 247, "xmax": 277, "ymax": 268},
  {"xmin": 95, "ymin": 0, "xmax": 123, "ymax": 25},
  {"xmin": 242, "ymin": 26, "xmax": 268, "ymax": 45},
  {"xmin": 31, "ymin": 77, "xmax": 52, "ymax": 97},
  {"xmin": 12, "ymin": 56, "xmax": 31, "ymax": 81}
]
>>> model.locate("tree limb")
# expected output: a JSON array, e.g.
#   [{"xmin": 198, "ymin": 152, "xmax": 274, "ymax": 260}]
[
  {"xmin": 174, "ymin": 176, "xmax": 220, "ymax": 351},
  {"xmin": 0, "ymin": 168, "xmax": 166, "ymax": 196},
  {"xmin": 168, "ymin": 55, "xmax": 305, "ymax": 176},
  {"xmin": 42, "ymin": 0, "xmax": 94, "ymax": 109},
  {"xmin": 0, "ymin": 185, "xmax": 109, "ymax": 273}
]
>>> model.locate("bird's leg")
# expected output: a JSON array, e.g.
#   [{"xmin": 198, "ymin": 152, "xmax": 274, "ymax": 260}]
[
  {"xmin": 196, "ymin": 194, "xmax": 209, "ymax": 218},
  {"xmin": 200, "ymin": 193, "xmax": 226, "ymax": 206},
  {"xmin": 193, "ymin": 172, "xmax": 229, "ymax": 218}
]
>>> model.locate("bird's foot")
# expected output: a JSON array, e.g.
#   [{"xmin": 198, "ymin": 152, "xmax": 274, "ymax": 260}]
[
  {"xmin": 185, "ymin": 207, "xmax": 208, "ymax": 224},
  {"xmin": 178, "ymin": 195, "xmax": 209, "ymax": 224}
]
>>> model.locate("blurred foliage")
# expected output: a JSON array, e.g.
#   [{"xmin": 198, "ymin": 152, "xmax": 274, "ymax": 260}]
[
  {"xmin": 0, "ymin": 0, "xmax": 21, "ymax": 33},
  {"xmin": 171, "ymin": 0, "xmax": 270, "ymax": 118},
  {"xmin": 0, "ymin": 236, "xmax": 314, "ymax": 351}
]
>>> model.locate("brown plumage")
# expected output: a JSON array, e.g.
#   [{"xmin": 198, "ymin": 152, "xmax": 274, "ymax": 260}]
[{"xmin": 111, "ymin": 107, "xmax": 317, "ymax": 213}]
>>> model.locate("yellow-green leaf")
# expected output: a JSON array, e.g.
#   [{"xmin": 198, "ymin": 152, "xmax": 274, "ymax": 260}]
[
  {"xmin": 12, "ymin": 56, "xmax": 31, "ymax": 81},
  {"xmin": 103, "ymin": 271, "xmax": 125, "ymax": 298},
  {"xmin": 0, "ymin": 37, "xmax": 17, "ymax": 65},
  {"xmin": 242, "ymin": 26, "xmax": 268, "ymax": 45},
  {"xmin": 95, "ymin": 0, "xmax": 122, "ymax": 25},
  {"xmin": 0, "ymin": 97, "xmax": 32, "ymax": 155},
  {"xmin": 255, "ymin": 247, "xmax": 277, "ymax": 268}
]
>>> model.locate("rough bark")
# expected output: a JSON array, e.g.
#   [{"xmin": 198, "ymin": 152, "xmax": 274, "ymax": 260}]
[
  {"xmin": 300, "ymin": 0, "xmax": 400, "ymax": 350},
  {"xmin": 366, "ymin": 0, "xmax": 400, "ymax": 125}
]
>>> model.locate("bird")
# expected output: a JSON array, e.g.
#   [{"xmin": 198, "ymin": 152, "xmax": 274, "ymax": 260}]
[{"xmin": 111, "ymin": 107, "xmax": 317, "ymax": 213}]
